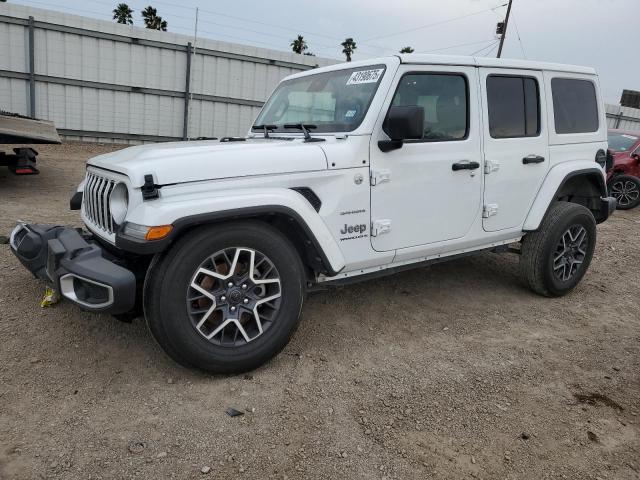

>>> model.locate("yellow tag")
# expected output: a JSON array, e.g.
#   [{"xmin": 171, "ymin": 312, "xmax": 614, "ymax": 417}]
[{"xmin": 40, "ymin": 287, "xmax": 60, "ymax": 307}]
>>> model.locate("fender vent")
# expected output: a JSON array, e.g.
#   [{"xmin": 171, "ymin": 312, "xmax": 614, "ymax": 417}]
[{"xmin": 291, "ymin": 187, "xmax": 321, "ymax": 212}]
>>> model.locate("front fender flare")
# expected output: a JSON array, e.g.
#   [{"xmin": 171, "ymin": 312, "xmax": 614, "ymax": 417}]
[
  {"xmin": 116, "ymin": 187, "xmax": 346, "ymax": 276},
  {"xmin": 523, "ymin": 162, "xmax": 607, "ymax": 231}
]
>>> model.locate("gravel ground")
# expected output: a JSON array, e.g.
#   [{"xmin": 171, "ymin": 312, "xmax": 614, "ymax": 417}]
[{"xmin": 0, "ymin": 143, "xmax": 639, "ymax": 480}]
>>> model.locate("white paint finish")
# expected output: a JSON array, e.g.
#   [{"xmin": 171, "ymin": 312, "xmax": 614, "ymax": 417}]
[
  {"xmin": 87, "ymin": 138, "xmax": 328, "ymax": 187},
  {"xmin": 123, "ymin": 184, "xmax": 346, "ymax": 274},
  {"xmin": 68, "ymin": 54, "xmax": 612, "ymax": 285},
  {"xmin": 478, "ymin": 67, "xmax": 551, "ymax": 232},
  {"xmin": 399, "ymin": 54, "xmax": 597, "ymax": 75},
  {"xmin": 523, "ymin": 159, "xmax": 606, "ymax": 231},
  {"xmin": 319, "ymin": 135, "xmax": 371, "ymax": 169},
  {"xmin": 369, "ymin": 64, "xmax": 483, "ymax": 251}
]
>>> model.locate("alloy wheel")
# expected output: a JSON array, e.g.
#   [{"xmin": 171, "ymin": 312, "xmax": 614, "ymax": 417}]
[
  {"xmin": 186, "ymin": 247, "xmax": 282, "ymax": 346},
  {"xmin": 610, "ymin": 179, "xmax": 640, "ymax": 207},
  {"xmin": 553, "ymin": 225, "xmax": 588, "ymax": 282}
]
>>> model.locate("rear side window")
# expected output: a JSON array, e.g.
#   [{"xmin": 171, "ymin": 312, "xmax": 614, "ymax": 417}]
[
  {"xmin": 551, "ymin": 78, "xmax": 599, "ymax": 134},
  {"xmin": 487, "ymin": 75, "xmax": 540, "ymax": 138}
]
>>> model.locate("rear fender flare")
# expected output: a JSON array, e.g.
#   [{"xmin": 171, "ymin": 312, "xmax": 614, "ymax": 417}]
[{"xmin": 523, "ymin": 162, "xmax": 606, "ymax": 231}]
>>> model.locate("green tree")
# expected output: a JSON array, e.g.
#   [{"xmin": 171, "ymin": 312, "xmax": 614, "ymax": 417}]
[
  {"xmin": 341, "ymin": 37, "xmax": 357, "ymax": 62},
  {"xmin": 141, "ymin": 6, "xmax": 167, "ymax": 31},
  {"xmin": 290, "ymin": 35, "xmax": 308, "ymax": 55},
  {"xmin": 400, "ymin": 46, "xmax": 414, "ymax": 53},
  {"xmin": 112, "ymin": 3, "xmax": 134, "ymax": 25}
]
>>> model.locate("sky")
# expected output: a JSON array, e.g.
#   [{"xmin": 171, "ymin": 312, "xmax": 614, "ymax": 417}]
[{"xmin": 8, "ymin": 0, "xmax": 640, "ymax": 103}]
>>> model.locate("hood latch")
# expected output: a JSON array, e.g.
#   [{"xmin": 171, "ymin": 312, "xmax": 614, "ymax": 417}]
[{"xmin": 141, "ymin": 174, "xmax": 160, "ymax": 200}]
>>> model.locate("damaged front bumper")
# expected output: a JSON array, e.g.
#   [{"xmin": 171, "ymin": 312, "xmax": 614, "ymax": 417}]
[{"xmin": 10, "ymin": 223, "xmax": 136, "ymax": 314}]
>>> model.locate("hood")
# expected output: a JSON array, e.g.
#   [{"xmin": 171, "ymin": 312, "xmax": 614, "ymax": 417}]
[{"xmin": 87, "ymin": 139, "xmax": 328, "ymax": 187}]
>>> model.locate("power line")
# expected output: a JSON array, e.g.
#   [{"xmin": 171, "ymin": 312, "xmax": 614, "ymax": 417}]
[
  {"xmin": 470, "ymin": 40, "xmax": 499, "ymax": 56},
  {"xmin": 363, "ymin": 3, "xmax": 508, "ymax": 42},
  {"xmin": 510, "ymin": 10, "xmax": 527, "ymax": 59},
  {"xmin": 485, "ymin": 43, "xmax": 500, "ymax": 57}
]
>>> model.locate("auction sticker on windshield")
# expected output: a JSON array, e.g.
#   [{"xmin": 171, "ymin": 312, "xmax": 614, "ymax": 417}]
[{"xmin": 347, "ymin": 68, "xmax": 385, "ymax": 85}]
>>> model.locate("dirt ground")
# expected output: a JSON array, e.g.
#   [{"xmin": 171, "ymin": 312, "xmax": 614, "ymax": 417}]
[{"xmin": 0, "ymin": 143, "xmax": 638, "ymax": 480}]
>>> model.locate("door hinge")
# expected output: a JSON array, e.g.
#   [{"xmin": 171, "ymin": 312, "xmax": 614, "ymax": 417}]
[
  {"xmin": 370, "ymin": 169, "xmax": 391, "ymax": 186},
  {"xmin": 484, "ymin": 161, "xmax": 500, "ymax": 174},
  {"xmin": 371, "ymin": 219, "xmax": 392, "ymax": 237},
  {"xmin": 482, "ymin": 204, "xmax": 499, "ymax": 218}
]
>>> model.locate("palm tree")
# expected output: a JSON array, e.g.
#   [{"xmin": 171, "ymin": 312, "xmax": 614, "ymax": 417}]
[
  {"xmin": 341, "ymin": 38, "xmax": 357, "ymax": 62},
  {"xmin": 400, "ymin": 46, "xmax": 414, "ymax": 53},
  {"xmin": 112, "ymin": 4, "xmax": 134, "ymax": 25},
  {"xmin": 141, "ymin": 6, "xmax": 167, "ymax": 31},
  {"xmin": 290, "ymin": 35, "xmax": 308, "ymax": 55}
]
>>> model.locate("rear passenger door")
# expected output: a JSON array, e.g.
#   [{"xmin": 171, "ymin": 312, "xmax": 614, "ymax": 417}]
[{"xmin": 479, "ymin": 69, "xmax": 550, "ymax": 232}]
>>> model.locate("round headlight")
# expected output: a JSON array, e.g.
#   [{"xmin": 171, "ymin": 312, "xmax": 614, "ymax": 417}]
[{"xmin": 110, "ymin": 182, "xmax": 129, "ymax": 225}]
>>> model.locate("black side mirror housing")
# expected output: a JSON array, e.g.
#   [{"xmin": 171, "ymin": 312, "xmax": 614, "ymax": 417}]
[{"xmin": 379, "ymin": 105, "xmax": 424, "ymax": 152}]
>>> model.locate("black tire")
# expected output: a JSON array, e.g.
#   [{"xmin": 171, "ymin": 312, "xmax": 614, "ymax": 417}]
[
  {"xmin": 144, "ymin": 221, "xmax": 305, "ymax": 374},
  {"xmin": 608, "ymin": 174, "xmax": 640, "ymax": 210},
  {"xmin": 520, "ymin": 202, "xmax": 596, "ymax": 297}
]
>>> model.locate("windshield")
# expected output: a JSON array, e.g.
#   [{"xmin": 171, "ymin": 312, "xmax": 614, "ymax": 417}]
[
  {"xmin": 608, "ymin": 132, "xmax": 639, "ymax": 152},
  {"xmin": 253, "ymin": 65, "xmax": 386, "ymax": 134}
]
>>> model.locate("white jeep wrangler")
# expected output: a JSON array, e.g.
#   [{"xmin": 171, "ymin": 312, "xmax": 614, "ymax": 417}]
[{"xmin": 11, "ymin": 55, "xmax": 616, "ymax": 373}]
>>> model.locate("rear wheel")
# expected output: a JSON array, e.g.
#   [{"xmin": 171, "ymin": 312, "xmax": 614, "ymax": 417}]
[
  {"xmin": 520, "ymin": 202, "xmax": 596, "ymax": 297},
  {"xmin": 608, "ymin": 174, "xmax": 640, "ymax": 210},
  {"xmin": 144, "ymin": 222, "xmax": 305, "ymax": 373}
]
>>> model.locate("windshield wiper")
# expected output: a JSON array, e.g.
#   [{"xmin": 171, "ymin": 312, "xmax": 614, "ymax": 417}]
[
  {"xmin": 283, "ymin": 123, "xmax": 325, "ymax": 142},
  {"xmin": 252, "ymin": 124, "xmax": 278, "ymax": 138}
]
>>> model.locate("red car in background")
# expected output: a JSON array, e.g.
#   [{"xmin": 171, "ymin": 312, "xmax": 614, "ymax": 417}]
[{"xmin": 607, "ymin": 129, "xmax": 640, "ymax": 210}]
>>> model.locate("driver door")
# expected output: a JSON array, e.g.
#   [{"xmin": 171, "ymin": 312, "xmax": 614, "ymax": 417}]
[{"xmin": 369, "ymin": 65, "xmax": 483, "ymax": 252}]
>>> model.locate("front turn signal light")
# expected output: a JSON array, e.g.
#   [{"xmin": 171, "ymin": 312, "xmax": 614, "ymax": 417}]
[{"xmin": 145, "ymin": 225, "xmax": 173, "ymax": 241}]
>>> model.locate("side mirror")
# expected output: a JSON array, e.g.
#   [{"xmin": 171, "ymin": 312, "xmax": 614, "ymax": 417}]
[
  {"xmin": 632, "ymin": 152, "xmax": 640, "ymax": 161},
  {"xmin": 379, "ymin": 105, "xmax": 424, "ymax": 152}
]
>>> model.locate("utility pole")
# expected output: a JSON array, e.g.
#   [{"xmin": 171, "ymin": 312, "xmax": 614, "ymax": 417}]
[
  {"xmin": 186, "ymin": 7, "xmax": 199, "ymax": 141},
  {"xmin": 496, "ymin": 0, "xmax": 513, "ymax": 58}
]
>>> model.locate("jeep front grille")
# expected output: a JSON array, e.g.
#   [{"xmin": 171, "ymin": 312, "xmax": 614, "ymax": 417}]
[{"xmin": 83, "ymin": 172, "xmax": 117, "ymax": 234}]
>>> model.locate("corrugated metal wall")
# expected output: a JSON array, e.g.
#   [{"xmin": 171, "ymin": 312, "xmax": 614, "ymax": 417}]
[
  {"xmin": 0, "ymin": 4, "xmax": 336, "ymax": 143},
  {"xmin": 606, "ymin": 103, "xmax": 640, "ymax": 132}
]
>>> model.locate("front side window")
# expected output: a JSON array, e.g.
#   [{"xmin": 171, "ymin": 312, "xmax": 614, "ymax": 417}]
[
  {"xmin": 389, "ymin": 73, "xmax": 468, "ymax": 141},
  {"xmin": 551, "ymin": 78, "xmax": 599, "ymax": 134},
  {"xmin": 487, "ymin": 75, "xmax": 540, "ymax": 138},
  {"xmin": 253, "ymin": 65, "xmax": 386, "ymax": 133}
]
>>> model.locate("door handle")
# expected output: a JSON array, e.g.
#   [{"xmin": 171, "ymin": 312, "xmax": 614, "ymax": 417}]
[
  {"xmin": 522, "ymin": 155, "xmax": 545, "ymax": 165},
  {"xmin": 452, "ymin": 161, "xmax": 480, "ymax": 171}
]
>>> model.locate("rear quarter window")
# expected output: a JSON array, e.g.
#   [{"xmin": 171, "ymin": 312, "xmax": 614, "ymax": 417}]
[{"xmin": 551, "ymin": 78, "xmax": 599, "ymax": 134}]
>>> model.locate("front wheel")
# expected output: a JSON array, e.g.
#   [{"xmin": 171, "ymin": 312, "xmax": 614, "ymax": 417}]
[
  {"xmin": 144, "ymin": 221, "xmax": 305, "ymax": 373},
  {"xmin": 520, "ymin": 202, "xmax": 596, "ymax": 297},
  {"xmin": 608, "ymin": 174, "xmax": 640, "ymax": 210}
]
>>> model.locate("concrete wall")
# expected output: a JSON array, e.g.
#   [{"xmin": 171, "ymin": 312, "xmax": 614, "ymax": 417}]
[{"xmin": 0, "ymin": 4, "xmax": 336, "ymax": 143}]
